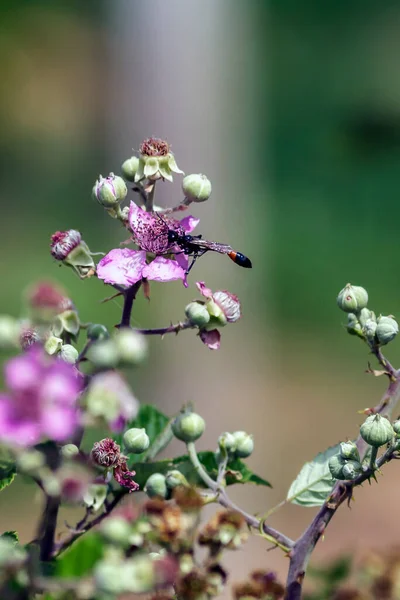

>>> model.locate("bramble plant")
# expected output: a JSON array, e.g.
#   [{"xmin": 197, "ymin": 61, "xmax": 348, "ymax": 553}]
[{"xmin": 0, "ymin": 138, "xmax": 399, "ymax": 599}]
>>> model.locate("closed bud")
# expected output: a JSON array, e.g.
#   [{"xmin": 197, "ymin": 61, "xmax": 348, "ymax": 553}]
[
  {"xmin": 114, "ymin": 328, "xmax": 147, "ymax": 365},
  {"xmin": 364, "ymin": 318, "xmax": 377, "ymax": 341},
  {"xmin": 185, "ymin": 301, "xmax": 210, "ymax": 327},
  {"xmin": 50, "ymin": 230, "xmax": 95, "ymax": 279},
  {"xmin": 100, "ymin": 516, "xmax": 131, "ymax": 547},
  {"xmin": 393, "ymin": 419, "xmax": 400, "ymax": 437},
  {"xmin": 360, "ymin": 414, "xmax": 394, "ymax": 447},
  {"xmin": 337, "ymin": 283, "xmax": 368, "ymax": 313},
  {"xmin": 172, "ymin": 412, "xmax": 205, "ymax": 443},
  {"xmin": 205, "ymin": 299, "xmax": 227, "ymax": 327},
  {"xmin": 218, "ymin": 432, "xmax": 237, "ymax": 454},
  {"xmin": 232, "ymin": 431, "xmax": 254, "ymax": 458},
  {"xmin": 0, "ymin": 315, "xmax": 20, "ymax": 348},
  {"xmin": 359, "ymin": 307, "xmax": 375, "ymax": 328},
  {"xmin": 120, "ymin": 556, "xmax": 156, "ymax": 594},
  {"xmin": 346, "ymin": 313, "xmax": 362, "ymax": 336},
  {"xmin": 182, "ymin": 173, "xmax": 212, "ymax": 203},
  {"xmin": 165, "ymin": 470, "xmax": 189, "ymax": 489},
  {"xmin": 123, "ymin": 428, "xmax": 150, "ymax": 454},
  {"xmin": 87, "ymin": 323, "xmax": 110, "ymax": 341},
  {"xmin": 59, "ymin": 344, "xmax": 79, "ymax": 364},
  {"xmin": 87, "ymin": 339, "xmax": 119, "ymax": 369},
  {"xmin": 340, "ymin": 441, "xmax": 360, "ymax": 462},
  {"xmin": 61, "ymin": 444, "xmax": 79, "ymax": 459},
  {"xmin": 376, "ymin": 315, "xmax": 399, "ymax": 346},
  {"xmin": 121, "ymin": 156, "xmax": 140, "ymax": 182},
  {"xmin": 342, "ymin": 460, "xmax": 362, "ymax": 480},
  {"xmin": 93, "ymin": 173, "xmax": 127, "ymax": 208},
  {"xmin": 328, "ymin": 454, "xmax": 347, "ymax": 479},
  {"xmin": 144, "ymin": 473, "xmax": 168, "ymax": 498},
  {"xmin": 17, "ymin": 449, "xmax": 46, "ymax": 475},
  {"xmin": 0, "ymin": 537, "xmax": 26, "ymax": 569}
]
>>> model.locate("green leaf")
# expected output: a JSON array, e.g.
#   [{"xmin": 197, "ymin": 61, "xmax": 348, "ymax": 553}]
[
  {"xmin": 114, "ymin": 404, "xmax": 170, "ymax": 462},
  {"xmin": 287, "ymin": 444, "xmax": 340, "ymax": 507},
  {"xmin": 305, "ymin": 555, "xmax": 352, "ymax": 599},
  {"xmin": 1, "ymin": 531, "xmax": 18, "ymax": 543},
  {"xmin": 134, "ymin": 451, "xmax": 271, "ymax": 489},
  {"xmin": 0, "ymin": 445, "xmax": 16, "ymax": 492},
  {"xmin": 55, "ymin": 533, "xmax": 104, "ymax": 578}
]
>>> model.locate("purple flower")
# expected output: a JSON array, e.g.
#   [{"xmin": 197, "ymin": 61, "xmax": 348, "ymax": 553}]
[
  {"xmin": 96, "ymin": 203, "xmax": 199, "ymax": 288},
  {"xmin": 91, "ymin": 438, "xmax": 139, "ymax": 493},
  {"xmin": 0, "ymin": 347, "xmax": 83, "ymax": 447}
]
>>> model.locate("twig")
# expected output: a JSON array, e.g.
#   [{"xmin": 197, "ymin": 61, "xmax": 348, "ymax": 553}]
[
  {"xmin": 38, "ymin": 495, "xmax": 61, "ymax": 562},
  {"xmin": 118, "ymin": 281, "xmax": 142, "ymax": 328},
  {"xmin": 134, "ymin": 321, "xmax": 195, "ymax": 336}
]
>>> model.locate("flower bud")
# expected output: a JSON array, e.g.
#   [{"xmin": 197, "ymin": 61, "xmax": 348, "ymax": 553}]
[
  {"xmin": 172, "ymin": 412, "xmax": 205, "ymax": 443},
  {"xmin": 144, "ymin": 473, "xmax": 168, "ymax": 498},
  {"xmin": 346, "ymin": 313, "xmax": 362, "ymax": 336},
  {"xmin": 59, "ymin": 344, "xmax": 79, "ymax": 364},
  {"xmin": 342, "ymin": 460, "xmax": 362, "ymax": 480},
  {"xmin": 61, "ymin": 444, "xmax": 80, "ymax": 459},
  {"xmin": 359, "ymin": 307, "xmax": 375, "ymax": 328},
  {"xmin": 16, "ymin": 449, "xmax": 46, "ymax": 475},
  {"xmin": 0, "ymin": 537, "xmax": 26, "ymax": 569},
  {"xmin": 114, "ymin": 328, "xmax": 148, "ymax": 365},
  {"xmin": 100, "ymin": 516, "xmax": 131, "ymax": 547},
  {"xmin": 44, "ymin": 334, "xmax": 63, "ymax": 356},
  {"xmin": 364, "ymin": 318, "xmax": 377, "ymax": 341},
  {"xmin": 50, "ymin": 230, "xmax": 96, "ymax": 279},
  {"xmin": 360, "ymin": 414, "xmax": 394, "ymax": 447},
  {"xmin": 86, "ymin": 339, "xmax": 119, "ymax": 369},
  {"xmin": 205, "ymin": 300, "xmax": 227, "ymax": 327},
  {"xmin": 328, "ymin": 454, "xmax": 347, "ymax": 479},
  {"xmin": 52, "ymin": 310, "xmax": 80, "ymax": 338},
  {"xmin": 182, "ymin": 173, "xmax": 212, "ymax": 203},
  {"xmin": 393, "ymin": 420, "xmax": 400, "ymax": 437},
  {"xmin": 0, "ymin": 315, "xmax": 20, "ymax": 348},
  {"xmin": 123, "ymin": 428, "xmax": 150, "ymax": 454},
  {"xmin": 83, "ymin": 483, "xmax": 108, "ymax": 511},
  {"xmin": 232, "ymin": 431, "xmax": 254, "ymax": 458},
  {"xmin": 165, "ymin": 470, "xmax": 189, "ymax": 490},
  {"xmin": 87, "ymin": 323, "xmax": 110, "ymax": 341},
  {"xmin": 339, "ymin": 441, "xmax": 360, "ymax": 462},
  {"xmin": 120, "ymin": 556, "xmax": 156, "ymax": 594},
  {"xmin": 121, "ymin": 156, "xmax": 140, "ymax": 182},
  {"xmin": 218, "ymin": 432, "xmax": 237, "ymax": 454},
  {"xmin": 93, "ymin": 173, "xmax": 127, "ymax": 208},
  {"xmin": 185, "ymin": 302, "xmax": 210, "ymax": 327},
  {"xmin": 337, "ymin": 284, "xmax": 368, "ymax": 313},
  {"xmin": 376, "ymin": 315, "xmax": 399, "ymax": 346}
]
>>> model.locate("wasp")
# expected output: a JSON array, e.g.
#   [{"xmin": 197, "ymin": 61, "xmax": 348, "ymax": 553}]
[{"xmin": 158, "ymin": 215, "xmax": 252, "ymax": 274}]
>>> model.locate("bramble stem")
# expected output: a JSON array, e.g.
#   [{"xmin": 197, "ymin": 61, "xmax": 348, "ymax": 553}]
[
  {"xmin": 39, "ymin": 495, "xmax": 61, "ymax": 562},
  {"xmin": 134, "ymin": 321, "xmax": 195, "ymax": 336},
  {"xmin": 145, "ymin": 182, "xmax": 156, "ymax": 212},
  {"xmin": 118, "ymin": 282, "xmax": 142, "ymax": 328}
]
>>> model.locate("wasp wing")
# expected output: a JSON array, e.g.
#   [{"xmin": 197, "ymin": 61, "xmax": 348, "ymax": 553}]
[{"xmin": 187, "ymin": 238, "xmax": 233, "ymax": 255}]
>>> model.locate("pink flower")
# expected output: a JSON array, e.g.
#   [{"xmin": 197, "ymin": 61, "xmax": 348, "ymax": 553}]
[
  {"xmin": 195, "ymin": 281, "xmax": 242, "ymax": 350},
  {"xmin": 0, "ymin": 347, "xmax": 83, "ymax": 447},
  {"xmin": 96, "ymin": 202, "xmax": 200, "ymax": 287}
]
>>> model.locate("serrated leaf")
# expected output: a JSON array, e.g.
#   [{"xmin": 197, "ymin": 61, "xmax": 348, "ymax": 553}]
[
  {"xmin": 0, "ymin": 445, "xmax": 16, "ymax": 492},
  {"xmin": 56, "ymin": 532, "xmax": 104, "ymax": 577},
  {"xmin": 287, "ymin": 444, "xmax": 340, "ymax": 507},
  {"xmin": 1, "ymin": 531, "xmax": 18, "ymax": 543},
  {"xmin": 134, "ymin": 451, "xmax": 271, "ymax": 489},
  {"xmin": 114, "ymin": 404, "xmax": 170, "ymax": 462}
]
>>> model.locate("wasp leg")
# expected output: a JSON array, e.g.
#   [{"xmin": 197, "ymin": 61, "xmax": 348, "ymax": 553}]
[{"xmin": 185, "ymin": 249, "xmax": 208, "ymax": 275}]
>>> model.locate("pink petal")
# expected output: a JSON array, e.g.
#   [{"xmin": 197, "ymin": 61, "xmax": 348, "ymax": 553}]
[
  {"xmin": 199, "ymin": 329, "xmax": 221, "ymax": 350},
  {"xmin": 174, "ymin": 253, "xmax": 189, "ymax": 287},
  {"xmin": 179, "ymin": 215, "xmax": 200, "ymax": 233},
  {"xmin": 41, "ymin": 406, "xmax": 78, "ymax": 441},
  {"xmin": 142, "ymin": 257, "xmax": 186, "ymax": 282},
  {"xmin": 5, "ymin": 353, "xmax": 42, "ymax": 393},
  {"xmin": 97, "ymin": 248, "xmax": 147, "ymax": 286},
  {"xmin": 196, "ymin": 281, "xmax": 213, "ymax": 299}
]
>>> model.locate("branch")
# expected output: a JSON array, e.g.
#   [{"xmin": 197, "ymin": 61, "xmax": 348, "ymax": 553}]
[
  {"xmin": 118, "ymin": 282, "xmax": 142, "ymax": 328},
  {"xmin": 38, "ymin": 495, "xmax": 61, "ymax": 562},
  {"xmin": 285, "ymin": 358, "xmax": 400, "ymax": 600},
  {"xmin": 134, "ymin": 321, "xmax": 195, "ymax": 336}
]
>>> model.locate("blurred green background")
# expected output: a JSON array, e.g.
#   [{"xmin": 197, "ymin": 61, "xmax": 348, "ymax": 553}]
[{"xmin": 1, "ymin": 0, "xmax": 400, "ymax": 594}]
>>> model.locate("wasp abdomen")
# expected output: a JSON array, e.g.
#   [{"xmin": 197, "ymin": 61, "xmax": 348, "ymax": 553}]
[{"xmin": 228, "ymin": 251, "xmax": 252, "ymax": 268}]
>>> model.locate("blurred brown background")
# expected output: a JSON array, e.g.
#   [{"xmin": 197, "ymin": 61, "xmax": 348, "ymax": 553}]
[{"xmin": 1, "ymin": 0, "xmax": 400, "ymax": 595}]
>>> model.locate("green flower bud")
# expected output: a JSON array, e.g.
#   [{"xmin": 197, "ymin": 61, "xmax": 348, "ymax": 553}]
[
  {"xmin": 393, "ymin": 420, "xmax": 400, "ymax": 437},
  {"xmin": 87, "ymin": 323, "xmax": 110, "ymax": 341},
  {"xmin": 165, "ymin": 470, "xmax": 189, "ymax": 489},
  {"xmin": 86, "ymin": 339, "xmax": 119, "ymax": 369},
  {"xmin": 93, "ymin": 173, "xmax": 127, "ymax": 208},
  {"xmin": 120, "ymin": 556, "xmax": 155, "ymax": 594},
  {"xmin": 376, "ymin": 315, "xmax": 399, "ymax": 346},
  {"xmin": 182, "ymin": 173, "xmax": 212, "ymax": 203},
  {"xmin": 337, "ymin": 283, "xmax": 368, "ymax": 313},
  {"xmin": 360, "ymin": 414, "xmax": 394, "ymax": 447},
  {"xmin": 121, "ymin": 156, "xmax": 140, "ymax": 182},
  {"xmin": 342, "ymin": 460, "xmax": 362, "ymax": 480},
  {"xmin": 123, "ymin": 428, "xmax": 150, "ymax": 454},
  {"xmin": 172, "ymin": 412, "xmax": 205, "ymax": 443},
  {"xmin": 232, "ymin": 431, "xmax": 254, "ymax": 458},
  {"xmin": 0, "ymin": 315, "xmax": 19, "ymax": 348},
  {"xmin": 364, "ymin": 318, "xmax": 377, "ymax": 341},
  {"xmin": 346, "ymin": 313, "xmax": 363, "ymax": 336},
  {"xmin": 205, "ymin": 299, "xmax": 227, "ymax": 327},
  {"xmin": 0, "ymin": 538, "xmax": 26, "ymax": 569},
  {"xmin": 59, "ymin": 344, "xmax": 79, "ymax": 364},
  {"xmin": 16, "ymin": 449, "xmax": 46, "ymax": 475},
  {"xmin": 218, "ymin": 432, "xmax": 237, "ymax": 454},
  {"xmin": 100, "ymin": 516, "xmax": 131, "ymax": 547},
  {"xmin": 339, "ymin": 441, "xmax": 360, "ymax": 462},
  {"xmin": 52, "ymin": 310, "xmax": 80, "ymax": 338},
  {"xmin": 44, "ymin": 335, "xmax": 63, "ymax": 356},
  {"xmin": 94, "ymin": 559, "xmax": 125, "ymax": 595},
  {"xmin": 144, "ymin": 473, "xmax": 168, "ymax": 498},
  {"xmin": 359, "ymin": 308, "xmax": 375, "ymax": 328},
  {"xmin": 185, "ymin": 302, "xmax": 210, "ymax": 327},
  {"xmin": 83, "ymin": 483, "xmax": 108, "ymax": 512},
  {"xmin": 114, "ymin": 328, "xmax": 147, "ymax": 366},
  {"xmin": 328, "ymin": 454, "xmax": 347, "ymax": 479},
  {"xmin": 61, "ymin": 444, "xmax": 79, "ymax": 459}
]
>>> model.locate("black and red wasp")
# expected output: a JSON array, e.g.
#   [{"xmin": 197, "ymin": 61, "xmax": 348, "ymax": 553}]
[{"xmin": 157, "ymin": 214, "xmax": 252, "ymax": 274}]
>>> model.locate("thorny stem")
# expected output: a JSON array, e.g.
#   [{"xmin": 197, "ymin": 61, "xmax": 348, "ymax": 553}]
[
  {"xmin": 186, "ymin": 442, "xmax": 294, "ymax": 552},
  {"xmin": 118, "ymin": 281, "xmax": 142, "ymax": 328},
  {"xmin": 38, "ymin": 495, "xmax": 61, "ymax": 562},
  {"xmin": 285, "ymin": 356, "xmax": 400, "ymax": 600},
  {"xmin": 134, "ymin": 320, "xmax": 195, "ymax": 336}
]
